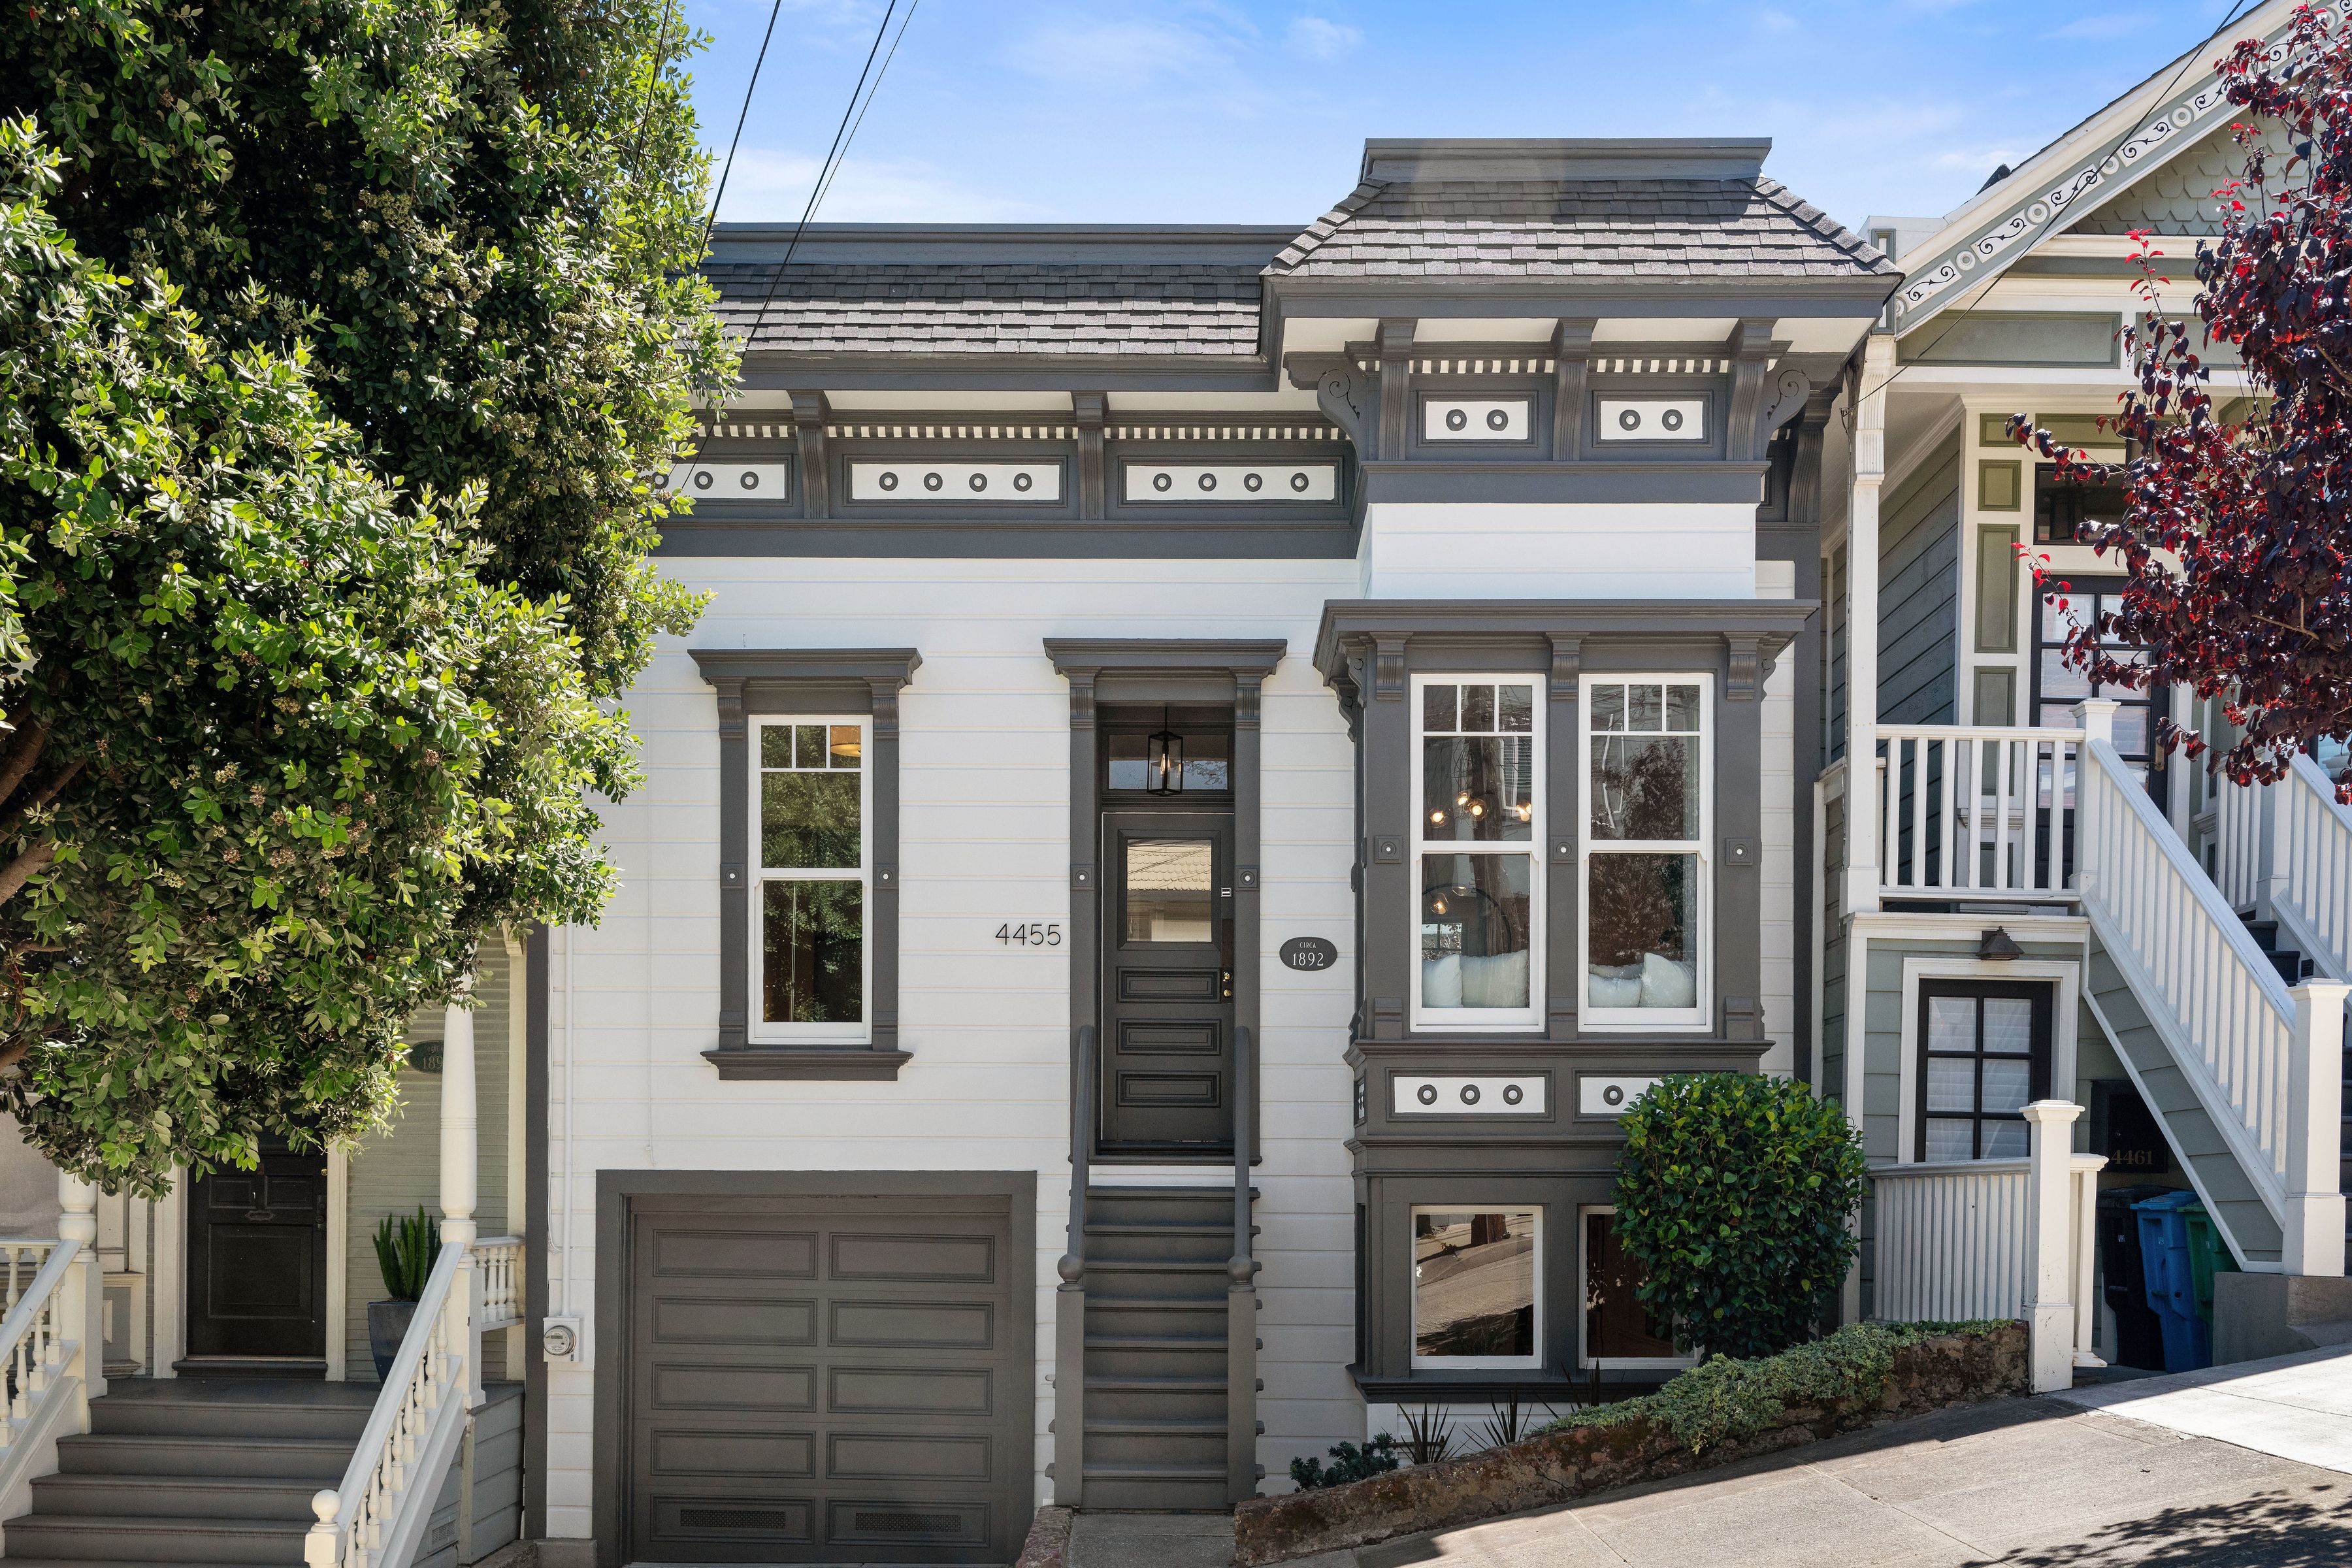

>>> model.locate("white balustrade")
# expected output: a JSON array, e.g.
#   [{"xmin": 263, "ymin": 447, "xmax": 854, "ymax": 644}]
[
  {"xmin": 2274, "ymin": 753, "xmax": 2352, "ymax": 978},
  {"xmin": 475, "ymin": 1237, "xmax": 523, "ymax": 1330},
  {"xmin": 2215, "ymin": 757, "xmax": 2270, "ymax": 915},
  {"xmin": 1874, "ymin": 725, "xmax": 2083, "ymax": 900},
  {"xmin": 1872, "ymin": 1127, "xmax": 2104, "ymax": 1392},
  {"xmin": 0, "ymin": 1241, "xmax": 80, "ymax": 1445},
  {"xmin": 2076, "ymin": 706, "xmax": 2349, "ymax": 1274},
  {"xmin": 307, "ymin": 1242, "xmax": 474, "ymax": 1568}
]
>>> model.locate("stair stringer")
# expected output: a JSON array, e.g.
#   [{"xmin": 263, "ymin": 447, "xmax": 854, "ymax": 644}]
[{"xmin": 2083, "ymin": 932, "xmax": 2284, "ymax": 1269}]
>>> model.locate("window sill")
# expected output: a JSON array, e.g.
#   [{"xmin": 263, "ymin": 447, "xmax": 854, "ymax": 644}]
[{"xmin": 702, "ymin": 1047, "xmax": 913, "ymax": 1082}]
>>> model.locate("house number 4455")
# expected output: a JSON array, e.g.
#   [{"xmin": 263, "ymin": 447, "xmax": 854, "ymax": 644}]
[{"xmin": 996, "ymin": 922, "xmax": 1062, "ymax": 947}]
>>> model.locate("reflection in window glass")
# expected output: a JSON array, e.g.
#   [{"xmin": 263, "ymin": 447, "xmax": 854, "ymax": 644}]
[
  {"xmin": 1587, "ymin": 682, "xmax": 1706, "ymax": 1015},
  {"xmin": 1125, "ymin": 839, "xmax": 1215, "ymax": 942},
  {"xmin": 1418, "ymin": 679, "xmax": 1539, "ymax": 1019},
  {"xmin": 762, "ymin": 881, "xmax": 864, "ymax": 1024},
  {"xmin": 1918, "ymin": 984, "xmax": 2050, "ymax": 1160},
  {"xmin": 1414, "ymin": 1210, "xmax": 1537, "ymax": 1362},
  {"xmin": 1106, "ymin": 730, "xmax": 1232, "ymax": 792},
  {"xmin": 1586, "ymin": 853, "xmax": 1695, "ymax": 1009},
  {"xmin": 1420, "ymin": 855, "xmax": 1531, "ymax": 1009}
]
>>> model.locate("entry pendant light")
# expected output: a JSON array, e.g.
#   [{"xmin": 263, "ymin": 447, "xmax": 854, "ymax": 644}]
[{"xmin": 1147, "ymin": 707, "xmax": 1184, "ymax": 796}]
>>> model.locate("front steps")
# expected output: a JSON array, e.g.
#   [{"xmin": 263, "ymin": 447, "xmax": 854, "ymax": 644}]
[
  {"xmin": 1079, "ymin": 1185, "xmax": 1258, "ymax": 1511},
  {"xmin": 2, "ymin": 1378, "xmax": 372, "ymax": 1567}
]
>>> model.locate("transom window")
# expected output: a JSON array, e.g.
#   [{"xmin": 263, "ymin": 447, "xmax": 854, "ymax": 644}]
[
  {"xmin": 1411, "ymin": 1207, "xmax": 1541, "ymax": 1368},
  {"xmin": 755, "ymin": 717, "xmax": 868, "ymax": 1040},
  {"xmin": 1582, "ymin": 678, "xmax": 1708, "ymax": 1026},
  {"xmin": 1413, "ymin": 678, "xmax": 1541, "ymax": 1028},
  {"xmin": 1917, "ymin": 981, "xmax": 2053, "ymax": 1160}
]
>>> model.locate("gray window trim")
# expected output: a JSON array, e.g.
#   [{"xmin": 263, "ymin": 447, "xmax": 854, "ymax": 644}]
[
  {"xmin": 589, "ymin": 1168, "xmax": 1037, "ymax": 1568},
  {"xmin": 1043, "ymin": 638, "xmax": 1286, "ymax": 1163},
  {"xmin": 1315, "ymin": 601, "xmax": 1810, "ymax": 1047},
  {"xmin": 689, "ymin": 647, "xmax": 921, "ymax": 1080}
]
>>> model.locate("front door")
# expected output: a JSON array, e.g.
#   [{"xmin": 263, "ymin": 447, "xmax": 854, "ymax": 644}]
[
  {"xmin": 185, "ymin": 1137, "xmax": 328, "ymax": 1364},
  {"xmin": 1100, "ymin": 812, "xmax": 1234, "ymax": 1155}
]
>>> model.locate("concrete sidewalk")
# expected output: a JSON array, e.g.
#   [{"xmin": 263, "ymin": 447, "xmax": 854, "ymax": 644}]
[
  {"xmin": 1072, "ymin": 1390, "xmax": 2352, "ymax": 1568},
  {"xmin": 2048, "ymin": 1343, "xmax": 2352, "ymax": 1476}
]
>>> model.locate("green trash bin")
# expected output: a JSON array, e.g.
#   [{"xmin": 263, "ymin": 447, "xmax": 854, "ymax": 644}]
[{"xmin": 2181, "ymin": 1202, "xmax": 2238, "ymax": 1326}]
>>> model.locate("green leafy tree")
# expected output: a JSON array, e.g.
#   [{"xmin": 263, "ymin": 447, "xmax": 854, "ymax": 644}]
[
  {"xmin": 1610, "ymin": 1073, "xmax": 1869, "ymax": 1360},
  {"xmin": 0, "ymin": 0, "xmax": 732, "ymax": 1193}
]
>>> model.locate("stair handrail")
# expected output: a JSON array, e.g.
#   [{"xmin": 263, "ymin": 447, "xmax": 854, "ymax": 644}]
[
  {"xmin": 307, "ymin": 1239, "xmax": 474, "ymax": 1568},
  {"xmin": 2074, "ymin": 708, "xmax": 2351, "ymax": 1271},
  {"xmin": 2273, "ymin": 752, "xmax": 2352, "ymax": 980},
  {"xmin": 1052, "ymin": 1025, "xmax": 1096, "ymax": 1509},
  {"xmin": 1226, "ymin": 1024, "xmax": 1257, "ymax": 1504},
  {"xmin": 0, "ymin": 1237, "xmax": 81, "ymax": 1457}
]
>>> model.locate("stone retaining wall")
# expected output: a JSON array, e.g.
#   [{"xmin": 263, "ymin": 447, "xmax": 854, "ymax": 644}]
[{"xmin": 1233, "ymin": 1325, "xmax": 2028, "ymax": 1566}]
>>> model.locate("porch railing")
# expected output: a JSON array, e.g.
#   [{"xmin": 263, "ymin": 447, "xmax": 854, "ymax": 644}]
[
  {"xmin": 1874, "ymin": 725, "xmax": 2083, "ymax": 901},
  {"xmin": 306, "ymin": 1242, "xmax": 476, "ymax": 1568},
  {"xmin": 1872, "ymin": 1105, "xmax": 2102, "ymax": 1392},
  {"xmin": 2076, "ymin": 708, "xmax": 2349, "ymax": 1274},
  {"xmin": 2274, "ymin": 753, "xmax": 2352, "ymax": 979},
  {"xmin": 0, "ymin": 1236, "xmax": 89, "ymax": 1518}
]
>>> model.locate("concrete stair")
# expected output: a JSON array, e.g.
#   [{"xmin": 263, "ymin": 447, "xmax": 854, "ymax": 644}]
[
  {"xmin": 2, "ymin": 1378, "xmax": 371, "ymax": 1567},
  {"xmin": 1079, "ymin": 1186, "xmax": 1259, "ymax": 1511}
]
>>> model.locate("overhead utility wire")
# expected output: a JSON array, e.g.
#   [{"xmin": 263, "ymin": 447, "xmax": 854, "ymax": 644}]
[
  {"xmin": 699, "ymin": 0, "xmax": 789, "ymax": 253},
  {"xmin": 675, "ymin": 1, "xmax": 917, "ymax": 495}
]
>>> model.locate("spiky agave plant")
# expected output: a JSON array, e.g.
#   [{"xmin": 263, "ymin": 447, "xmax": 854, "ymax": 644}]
[{"xmin": 372, "ymin": 1207, "xmax": 442, "ymax": 1301}]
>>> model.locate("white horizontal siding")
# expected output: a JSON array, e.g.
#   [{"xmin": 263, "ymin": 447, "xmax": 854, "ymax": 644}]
[
  {"xmin": 540, "ymin": 558, "xmax": 1362, "ymax": 1538},
  {"xmin": 1360, "ymin": 502, "xmax": 1758, "ymax": 598}
]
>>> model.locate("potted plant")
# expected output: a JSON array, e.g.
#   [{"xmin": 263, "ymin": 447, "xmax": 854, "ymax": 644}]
[{"xmin": 368, "ymin": 1207, "xmax": 441, "ymax": 1380}]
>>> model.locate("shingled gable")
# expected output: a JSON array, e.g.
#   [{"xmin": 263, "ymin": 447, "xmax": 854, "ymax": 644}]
[{"xmin": 1266, "ymin": 139, "xmax": 1897, "ymax": 282}]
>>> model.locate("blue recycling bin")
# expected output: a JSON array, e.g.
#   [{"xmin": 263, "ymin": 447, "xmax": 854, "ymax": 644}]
[{"xmin": 2134, "ymin": 1190, "xmax": 2211, "ymax": 1371}]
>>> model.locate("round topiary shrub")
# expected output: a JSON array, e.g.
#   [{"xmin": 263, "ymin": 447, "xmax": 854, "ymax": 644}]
[{"xmin": 1610, "ymin": 1072, "xmax": 1868, "ymax": 1360}]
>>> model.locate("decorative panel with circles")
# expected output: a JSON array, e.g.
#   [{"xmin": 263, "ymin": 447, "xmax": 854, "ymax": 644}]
[
  {"xmin": 657, "ymin": 463, "xmax": 791, "ymax": 499},
  {"xmin": 1578, "ymin": 1075, "xmax": 1665, "ymax": 1116},
  {"xmin": 1594, "ymin": 399, "xmax": 1708, "ymax": 442},
  {"xmin": 1422, "ymin": 399, "xmax": 1531, "ymax": 442},
  {"xmin": 847, "ymin": 462, "xmax": 1064, "ymax": 502},
  {"xmin": 1120, "ymin": 463, "xmax": 1339, "ymax": 502},
  {"xmin": 1390, "ymin": 1075, "xmax": 1547, "ymax": 1116}
]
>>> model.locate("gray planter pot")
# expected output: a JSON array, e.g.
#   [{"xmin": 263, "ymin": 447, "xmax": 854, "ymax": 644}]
[{"xmin": 368, "ymin": 1299, "xmax": 418, "ymax": 1382}]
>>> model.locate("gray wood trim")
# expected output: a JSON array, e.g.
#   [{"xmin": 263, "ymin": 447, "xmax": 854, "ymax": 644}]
[
  {"xmin": 1045, "ymin": 640, "xmax": 1285, "ymax": 1166},
  {"xmin": 687, "ymin": 647, "xmax": 921, "ymax": 1077},
  {"xmin": 589, "ymin": 1169, "xmax": 1037, "ymax": 1568},
  {"xmin": 789, "ymin": 390, "xmax": 830, "ymax": 519},
  {"xmin": 522, "ymin": 924, "xmax": 549, "ymax": 1543}
]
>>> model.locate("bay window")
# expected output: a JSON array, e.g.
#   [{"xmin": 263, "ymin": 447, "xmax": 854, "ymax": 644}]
[
  {"xmin": 1413, "ymin": 677, "xmax": 1541, "ymax": 1029},
  {"xmin": 1582, "ymin": 678, "xmax": 1708, "ymax": 1028}
]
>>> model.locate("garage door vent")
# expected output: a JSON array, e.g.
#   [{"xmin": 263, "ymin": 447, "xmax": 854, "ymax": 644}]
[
  {"xmin": 854, "ymin": 1511, "xmax": 962, "ymax": 1536},
  {"xmin": 679, "ymin": 1508, "xmax": 798, "ymax": 1531}
]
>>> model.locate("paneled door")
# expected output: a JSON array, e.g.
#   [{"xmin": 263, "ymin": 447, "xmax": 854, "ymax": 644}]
[
  {"xmin": 184, "ymin": 1135, "xmax": 328, "ymax": 1364},
  {"xmin": 1100, "ymin": 812, "xmax": 1235, "ymax": 1155}
]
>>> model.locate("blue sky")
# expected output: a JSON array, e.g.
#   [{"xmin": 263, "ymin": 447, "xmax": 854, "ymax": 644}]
[{"xmin": 684, "ymin": 0, "xmax": 2257, "ymax": 236}]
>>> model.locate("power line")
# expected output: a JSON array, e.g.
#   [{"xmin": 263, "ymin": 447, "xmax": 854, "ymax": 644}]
[{"xmin": 699, "ymin": 0, "xmax": 789, "ymax": 253}]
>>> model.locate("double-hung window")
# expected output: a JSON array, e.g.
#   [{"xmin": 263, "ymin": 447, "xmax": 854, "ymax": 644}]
[
  {"xmin": 1413, "ymin": 677, "xmax": 1541, "ymax": 1029},
  {"xmin": 755, "ymin": 717, "xmax": 869, "ymax": 1041},
  {"xmin": 1582, "ymin": 678, "xmax": 1708, "ymax": 1028}
]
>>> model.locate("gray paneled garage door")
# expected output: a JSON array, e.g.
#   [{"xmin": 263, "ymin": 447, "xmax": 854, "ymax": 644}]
[{"xmin": 624, "ymin": 1189, "xmax": 1030, "ymax": 1565}]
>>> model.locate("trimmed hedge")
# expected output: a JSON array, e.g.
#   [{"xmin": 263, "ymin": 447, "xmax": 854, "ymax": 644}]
[{"xmin": 1612, "ymin": 1073, "xmax": 1870, "ymax": 1359}]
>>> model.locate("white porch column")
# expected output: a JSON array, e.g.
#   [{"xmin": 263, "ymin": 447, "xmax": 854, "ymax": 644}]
[
  {"xmin": 56, "ymin": 1171, "xmax": 105, "ymax": 1405},
  {"xmin": 2021, "ymin": 1100, "xmax": 2082, "ymax": 1394},
  {"xmin": 2284, "ymin": 981, "xmax": 2350, "ymax": 1277},
  {"xmin": 1843, "ymin": 333, "xmax": 1895, "ymax": 913},
  {"xmin": 440, "ymin": 999, "xmax": 483, "ymax": 1406}
]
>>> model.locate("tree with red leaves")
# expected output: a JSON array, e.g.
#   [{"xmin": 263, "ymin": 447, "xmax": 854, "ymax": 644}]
[{"xmin": 2017, "ymin": 4, "xmax": 2352, "ymax": 797}]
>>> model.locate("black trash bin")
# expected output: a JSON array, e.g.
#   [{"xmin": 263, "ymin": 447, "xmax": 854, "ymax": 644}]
[{"xmin": 2096, "ymin": 1184, "xmax": 2172, "ymax": 1371}]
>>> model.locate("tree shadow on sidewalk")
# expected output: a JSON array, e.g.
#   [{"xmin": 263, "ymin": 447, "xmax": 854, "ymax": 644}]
[{"xmin": 1982, "ymin": 1484, "xmax": 2352, "ymax": 1567}]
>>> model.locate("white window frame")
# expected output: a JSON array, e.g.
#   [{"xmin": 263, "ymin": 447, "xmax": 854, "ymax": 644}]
[
  {"xmin": 1409, "ymin": 1203, "xmax": 1544, "ymax": 1371},
  {"xmin": 1895, "ymin": 957, "xmax": 2078, "ymax": 1166},
  {"xmin": 1576, "ymin": 1204, "xmax": 1697, "ymax": 1372},
  {"xmin": 1409, "ymin": 673, "xmax": 1544, "ymax": 1033},
  {"xmin": 1578, "ymin": 673, "xmax": 1712, "ymax": 1032},
  {"xmin": 750, "ymin": 714, "xmax": 872, "ymax": 1046}
]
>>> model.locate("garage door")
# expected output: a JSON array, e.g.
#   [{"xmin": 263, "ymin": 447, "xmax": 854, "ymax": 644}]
[{"xmin": 624, "ymin": 1188, "xmax": 1030, "ymax": 1565}]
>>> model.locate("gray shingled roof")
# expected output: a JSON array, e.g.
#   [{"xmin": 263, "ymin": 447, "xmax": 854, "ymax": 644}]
[
  {"xmin": 1268, "ymin": 177, "xmax": 1896, "ymax": 279},
  {"xmin": 704, "ymin": 261, "xmax": 1265, "ymax": 356}
]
